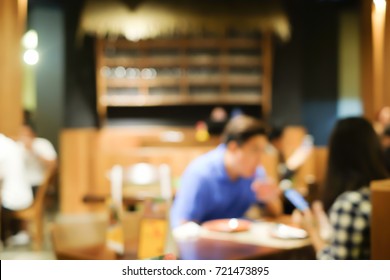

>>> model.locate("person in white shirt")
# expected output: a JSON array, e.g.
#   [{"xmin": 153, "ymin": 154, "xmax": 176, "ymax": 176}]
[
  {"xmin": 18, "ymin": 123, "xmax": 57, "ymax": 197},
  {"xmin": 0, "ymin": 133, "xmax": 33, "ymax": 244}
]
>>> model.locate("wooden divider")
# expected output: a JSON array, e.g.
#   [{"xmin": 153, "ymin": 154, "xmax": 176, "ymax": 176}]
[
  {"xmin": 60, "ymin": 129, "xmax": 98, "ymax": 213},
  {"xmin": 0, "ymin": 0, "xmax": 26, "ymax": 137},
  {"xmin": 370, "ymin": 179, "xmax": 390, "ymax": 260},
  {"xmin": 60, "ymin": 127, "xmax": 327, "ymax": 214}
]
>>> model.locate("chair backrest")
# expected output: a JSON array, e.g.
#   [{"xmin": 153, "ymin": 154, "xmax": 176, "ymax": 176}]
[
  {"xmin": 125, "ymin": 163, "xmax": 172, "ymax": 200},
  {"xmin": 370, "ymin": 179, "xmax": 390, "ymax": 260},
  {"xmin": 32, "ymin": 164, "xmax": 57, "ymax": 213},
  {"xmin": 106, "ymin": 163, "xmax": 173, "ymax": 259},
  {"xmin": 107, "ymin": 163, "xmax": 172, "ymax": 211}
]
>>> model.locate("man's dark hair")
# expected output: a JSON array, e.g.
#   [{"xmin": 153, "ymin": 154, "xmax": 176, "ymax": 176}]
[
  {"xmin": 268, "ymin": 126, "xmax": 285, "ymax": 142},
  {"xmin": 23, "ymin": 120, "xmax": 37, "ymax": 134},
  {"xmin": 23, "ymin": 110, "xmax": 37, "ymax": 133},
  {"xmin": 222, "ymin": 115, "xmax": 266, "ymax": 145}
]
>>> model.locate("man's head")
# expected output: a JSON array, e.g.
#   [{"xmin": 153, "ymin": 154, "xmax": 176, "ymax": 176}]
[
  {"xmin": 222, "ymin": 115, "xmax": 268, "ymax": 178},
  {"xmin": 378, "ymin": 106, "xmax": 390, "ymax": 126},
  {"xmin": 19, "ymin": 122, "xmax": 36, "ymax": 145}
]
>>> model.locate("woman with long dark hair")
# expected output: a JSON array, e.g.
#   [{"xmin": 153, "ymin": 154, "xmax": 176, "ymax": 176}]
[{"xmin": 300, "ymin": 117, "xmax": 389, "ymax": 259}]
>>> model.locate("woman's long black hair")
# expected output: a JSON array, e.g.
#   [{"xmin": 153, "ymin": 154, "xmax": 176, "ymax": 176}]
[{"xmin": 322, "ymin": 117, "xmax": 389, "ymax": 211}]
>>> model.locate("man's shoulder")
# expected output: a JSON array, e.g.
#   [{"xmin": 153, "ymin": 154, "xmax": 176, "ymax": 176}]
[
  {"xmin": 0, "ymin": 134, "xmax": 16, "ymax": 147},
  {"xmin": 33, "ymin": 138, "xmax": 57, "ymax": 157},
  {"xmin": 0, "ymin": 134, "xmax": 18, "ymax": 153},
  {"xmin": 186, "ymin": 146, "xmax": 223, "ymax": 174},
  {"xmin": 33, "ymin": 138, "xmax": 55, "ymax": 150},
  {"xmin": 34, "ymin": 137, "xmax": 53, "ymax": 145}
]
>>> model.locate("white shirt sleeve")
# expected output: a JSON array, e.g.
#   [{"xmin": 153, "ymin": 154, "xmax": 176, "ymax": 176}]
[
  {"xmin": 33, "ymin": 138, "xmax": 57, "ymax": 161},
  {"xmin": 0, "ymin": 135, "xmax": 33, "ymax": 210}
]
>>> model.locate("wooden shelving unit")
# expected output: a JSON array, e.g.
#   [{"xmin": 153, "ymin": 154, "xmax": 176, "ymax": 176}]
[{"xmin": 95, "ymin": 33, "xmax": 273, "ymax": 123}]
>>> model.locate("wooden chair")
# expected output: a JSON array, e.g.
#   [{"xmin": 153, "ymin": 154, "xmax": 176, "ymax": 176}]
[
  {"xmin": 107, "ymin": 162, "xmax": 174, "ymax": 258},
  {"xmin": 73, "ymin": 163, "xmax": 174, "ymax": 259},
  {"xmin": 370, "ymin": 179, "xmax": 390, "ymax": 260},
  {"xmin": 10, "ymin": 165, "xmax": 57, "ymax": 250},
  {"xmin": 106, "ymin": 162, "xmax": 173, "ymax": 212}
]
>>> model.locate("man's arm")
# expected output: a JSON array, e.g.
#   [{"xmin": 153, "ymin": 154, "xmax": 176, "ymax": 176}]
[
  {"xmin": 32, "ymin": 151, "xmax": 57, "ymax": 169},
  {"xmin": 32, "ymin": 139, "xmax": 57, "ymax": 169}
]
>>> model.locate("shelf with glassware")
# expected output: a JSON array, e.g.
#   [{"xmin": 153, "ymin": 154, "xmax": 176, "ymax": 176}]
[{"xmin": 95, "ymin": 33, "xmax": 273, "ymax": 122}]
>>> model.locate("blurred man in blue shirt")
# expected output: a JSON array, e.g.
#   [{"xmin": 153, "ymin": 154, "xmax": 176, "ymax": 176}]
[{"xmin": 171, "ymin": 115, "xmax": 282, "ymax": 228}]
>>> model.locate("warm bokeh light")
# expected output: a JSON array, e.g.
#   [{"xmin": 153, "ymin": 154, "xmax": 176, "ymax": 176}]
[
  {"xmin": 374, "ymin": 0, "xmax": 387, "ymax": 13},
  {"xmin": 22, "ymin": 30, "xmax": 38, "ymax": 49},
  {"xmin": 23, "ymin": 49, "xmax": 39, "ymax": 65}
]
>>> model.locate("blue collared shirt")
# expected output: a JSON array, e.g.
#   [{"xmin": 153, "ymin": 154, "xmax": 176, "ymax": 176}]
[{"xmin": 170, "ymin": 144, "xmax": 266, "ymax": 228}]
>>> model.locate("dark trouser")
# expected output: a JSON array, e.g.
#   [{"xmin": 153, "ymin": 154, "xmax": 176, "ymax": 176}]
[
  {"xmin": 32, "ymin": 185, "xmax": 39, "ymax": 198},
  {"xmin": 1, "ymin": 207, "xmax": 21, "ymax": 243}
]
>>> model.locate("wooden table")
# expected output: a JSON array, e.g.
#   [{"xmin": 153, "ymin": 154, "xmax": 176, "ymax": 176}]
[
  {"xmin": 82, "ymin": 195, "xmax": 315, "ymax": 260},
  {"xmin": 175, "ymin": 216, "xmax": 315, "ymax": 260},
  {"xmin": 176, "ymin": 238, "xmax": 314, "ymax": 260},
  {"xmin": 51, "ymin": 214, "xmax": 315, "ymax": 260}
]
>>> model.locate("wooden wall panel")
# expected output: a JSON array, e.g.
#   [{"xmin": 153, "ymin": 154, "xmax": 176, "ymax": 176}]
[
  {"xmin": 361, "ymin": 0, "xmax": 390, "ymax": 120},
  {"xmin": 0, "ymin": 0, "xmax": 26, "ymax": 137},
  {"xmin": 262, "ymin": 32, "xmax": 273, "ymax": 119},
  {"xmin": 361, "ymin": 0, "xmax": 374, "ymax": 119},
  {"xmin": 60, "ymin": 129, "xmax": 97, "ymax": 213},
  {"xmin": 383, "ymin": 0, "xmax": 390, "ymax": 107},
  {"xmin": 370, "ymin": 179, "xmax": 390, "ymax": 259}
]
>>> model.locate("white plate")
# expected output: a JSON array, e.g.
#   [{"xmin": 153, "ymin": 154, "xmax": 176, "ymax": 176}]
[{"xmin": 271, "ymin": 224, "xmax": 308, "ymax": 239}]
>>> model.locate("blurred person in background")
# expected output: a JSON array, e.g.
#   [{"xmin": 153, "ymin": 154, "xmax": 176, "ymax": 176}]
[
  {"xmin": 170, "ymin": 115, "xmax": 282, "ymax": 228},
  {"xmin": 296, "ymin": 117, "xmax": 389, "ymax": 259},
  {"xmin": 380, "ymin": 125, "xmax": 390, "ymax": 172},
  {"xmin": 18, "ymin": 121, "xmax": 57, "ymax": 198},
  {"xmin": 2, "ymin": 121, "xmax": 58, "ymax": 246},
  {"xmin": 374, "ymin": 106, "xmax": 390, "ymax": 136},
  {"xmin": 206, "ymin": 106, "xmax": 229, "ymax": 136},
  {"xmin": 372, "ymin": 106, "xmax": 390, "ymax": 172},
  {"xmin": 268, "ymin": 125, "xmax": 314, "ymax": 214},
  {"xmin": 268, "ymin": 125, "xmax": 314, "ymax": 181},
  {"xmin": 0, "ymin": 133, "xmax": 33, "ymax": 246}
]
